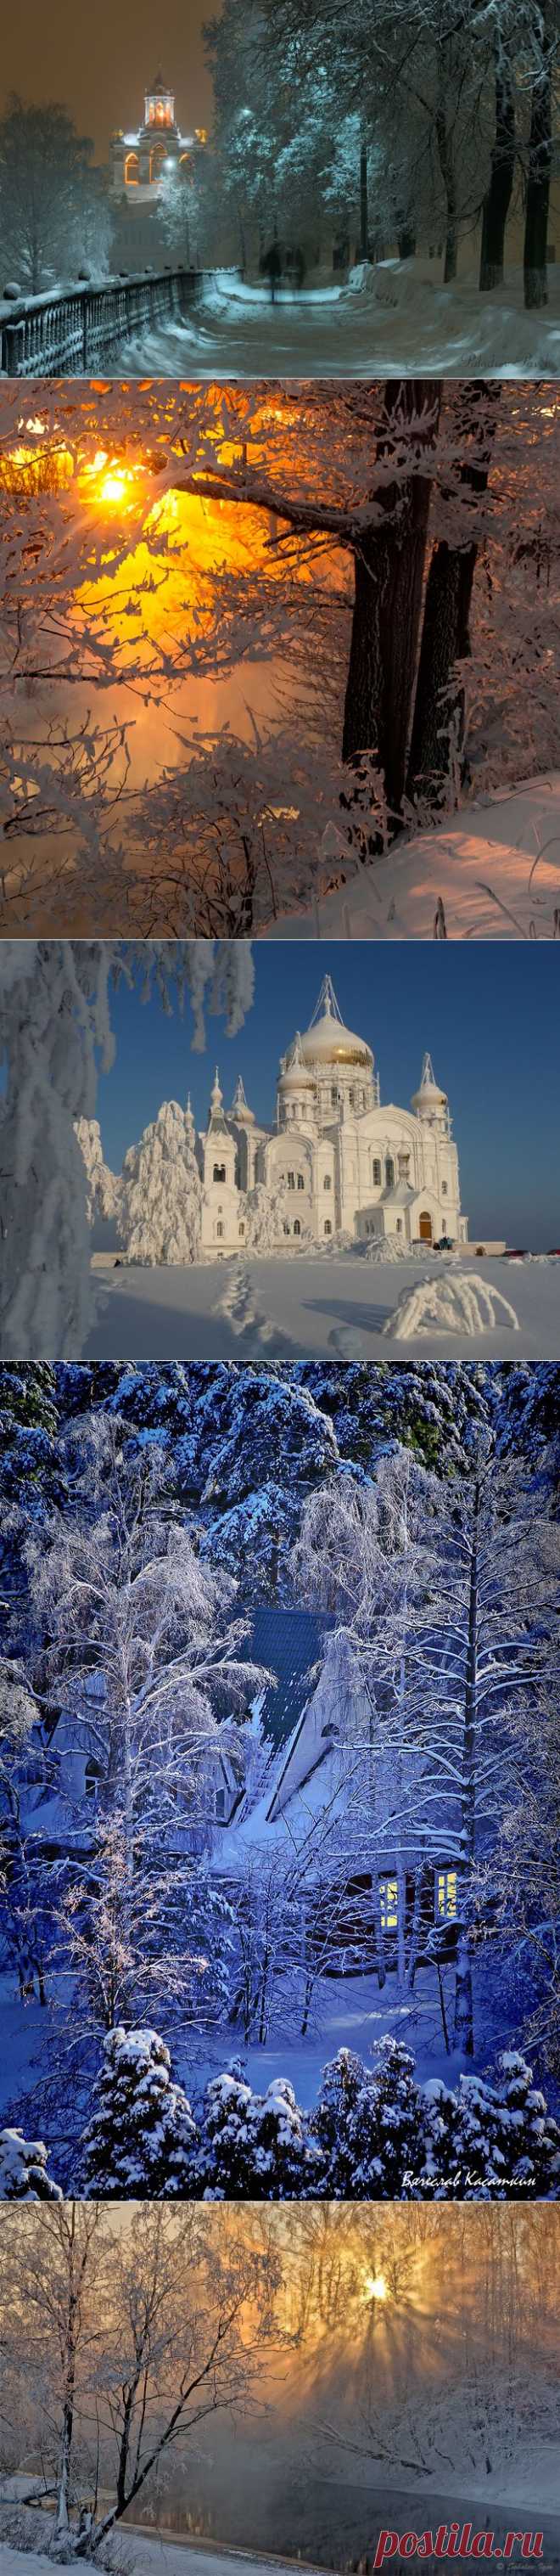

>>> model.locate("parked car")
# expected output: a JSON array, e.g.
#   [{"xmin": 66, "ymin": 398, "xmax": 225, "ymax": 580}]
[{"xmin": 502, "ymin": 1248, "xmax": 529, "ymax": 1259}]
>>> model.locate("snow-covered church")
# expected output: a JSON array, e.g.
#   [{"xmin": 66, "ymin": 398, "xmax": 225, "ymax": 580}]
[{"xmin": 198, "ymin": 976, "xmax": 468, "ymax": 1254}]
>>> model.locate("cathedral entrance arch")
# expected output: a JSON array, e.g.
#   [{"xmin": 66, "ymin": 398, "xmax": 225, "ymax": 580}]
[{"xmin": 419, "ymin": 1211, "xmax": 433, "ymax": 1242}]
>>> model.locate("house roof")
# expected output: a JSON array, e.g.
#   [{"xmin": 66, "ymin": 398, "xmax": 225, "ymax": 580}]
[{"xmin": 244, "ymin": 1603, "xmax": 333, "ymax": 1751}]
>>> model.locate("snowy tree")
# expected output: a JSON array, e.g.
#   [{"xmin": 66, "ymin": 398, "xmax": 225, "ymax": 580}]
[
  {"xmin": 118, "ymin": 1101, "xmax": 202, "ymax": 1264},
  {"xmin": 0, "ymin": 98, "xmax": 111, "ymax": 295},
  {"xmin": 294, "ymin": 1442, "xmax": 560, "ymax": 2058},
  {"xmin": 25, "ymin": 1413, "xmax": 266, "ymax": 1853},
  {"xmin": 312, "ymin": 2039, "xmax": 423, "ymax": 2196},
  {"xmin": 0, "ymin": 2128, "xmax": 61, "ymax": 2200},
  {"xmin": 198, "ymin": 2065, "xmax": 321, "ymax": 2196},
  {"xmin": 81, "ymin": 2025, "xmax": 198, "ymax": 2197},
  {"xmin": 1, "ymin": 942, "xmax": 255, "ymax": 1358},
  {"xmin": 75, "ymin": 1121, "xmax": 119, "ymax": 1225}
]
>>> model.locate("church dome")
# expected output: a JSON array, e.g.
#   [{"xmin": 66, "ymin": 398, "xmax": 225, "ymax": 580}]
[
  {"xmin": 278, "ymin": 1032, "xmax": 316, "ymax": 1092},
  {"xmin": 412, "ymin": 1052, "xmax": 448, "ymax": 1115},
  {"xmin": 298, "ymin": 976, "xmax": 373, "ymax": 1070}
]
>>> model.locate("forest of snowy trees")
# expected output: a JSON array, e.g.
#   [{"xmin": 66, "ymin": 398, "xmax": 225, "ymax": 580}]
[
  {"xmin": 0, "ymin": 2203, "xmax": 558, "ymax": 2562},
  {"xmin": 1, "ymin": 380, "xmax": 559, "ymax": 937},
  {"xmin": 203, "ymin": 0, "xmax": 560, "ymax": 307},
  {"xmin": 1, "ymin": 1359, "xmax": 559, "ymax": 2197}
]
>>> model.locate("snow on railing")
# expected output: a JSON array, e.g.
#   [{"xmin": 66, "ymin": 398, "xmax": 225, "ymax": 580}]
[{"xmin": 0, "ymin": 268, "xmax": 224, "ymax": 375}]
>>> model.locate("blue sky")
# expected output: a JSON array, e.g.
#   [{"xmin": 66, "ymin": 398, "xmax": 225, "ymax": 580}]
[{"xmin": 97, "ymin": 943, "xmax": 560, "ymax": 1247}]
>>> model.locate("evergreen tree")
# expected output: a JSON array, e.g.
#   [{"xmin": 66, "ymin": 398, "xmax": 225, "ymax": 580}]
[
  {"xmin": 81, "ymin": 2026, "xmax": 198, "ymax": 2196},
  {"xmin": 0, "ymin": 2125, "xmax": 61, "ymax": 2198},
  {"xmin": 312, "ymin": 2040, "xmax": 423, "ymax": 2196},
  {"xmin": 198, "ymin": 2064, "xmax": 321, "ymax": 2196}
]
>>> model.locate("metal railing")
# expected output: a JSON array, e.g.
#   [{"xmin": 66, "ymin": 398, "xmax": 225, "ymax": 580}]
[{"xmin": 0, "ymin": 267, "xmax": 215, "ymax": 375}]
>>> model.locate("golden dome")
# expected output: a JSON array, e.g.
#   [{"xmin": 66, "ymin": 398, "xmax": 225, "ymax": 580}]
[{"xmin": 296, "ymin": 974, "xmax": 373, "ymax": 1071}]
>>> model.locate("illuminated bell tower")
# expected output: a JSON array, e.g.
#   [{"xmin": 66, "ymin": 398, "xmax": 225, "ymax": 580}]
[{"xmin": 144, "ymin": 74, "xmax": 176, "ymax": 131}]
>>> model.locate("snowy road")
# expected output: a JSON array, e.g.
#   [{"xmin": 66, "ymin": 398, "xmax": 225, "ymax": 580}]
[
  {"xmin": 85, "ymin": 1253, "xmax": 560, "ymax": 1363},
  {"xmin": 104, "ymin": 265, "xmax": 560, "ymax": 379}
]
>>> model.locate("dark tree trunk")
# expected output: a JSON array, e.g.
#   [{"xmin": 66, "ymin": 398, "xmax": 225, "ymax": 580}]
[
  {"xmin": 524, "ymin": 49, "xmax": 553, "ymax": 309},
  {"xmin": 479, "ymin": 64, "xmax": 515, "ymax": 290},
  {"xmin": 406, "ymin": 382, "xmax": 501, "ymax": 807},
  {"xmin": 360, "ymin": 141, "xmax": 369, "ymax": 260},
  {"xmin": 453, "ymin": 1478, "xmax": 480, "ymax": 2060},
  {"xmin": 398, "ymin": 226, "xmax": 417, "ymax": 260},
  {"xmin": 342, "ymin": 379, "xmax": 441, "ymax": 821},
  {"xmin": 434, "ymin": 109, "xmax": 457, "ymax": 281}
]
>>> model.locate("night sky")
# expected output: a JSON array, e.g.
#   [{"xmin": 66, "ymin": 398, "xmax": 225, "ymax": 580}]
[{"xmin": 1, "ymin": 0, "xmax": 214, "ymax": 162}]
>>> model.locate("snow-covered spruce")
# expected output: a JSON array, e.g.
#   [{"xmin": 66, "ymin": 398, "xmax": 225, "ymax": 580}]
[
  {"xmin": 78, "ymin": 2032, "xmax": 560, "ymax": 2198},
  {"xmin": 0, "ymin": 2126, "xmax": 61, "ymax": 2199},
  {"xmin": 81, "ymin": 2026, "xmax": 199, "ymax": 2196},
  {"xmin": 196, "ymin": 2066, "xmax": 322, "ymax": 2196}
]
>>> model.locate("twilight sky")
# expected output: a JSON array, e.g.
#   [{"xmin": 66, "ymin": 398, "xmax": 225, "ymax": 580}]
[
  {"xmin": 1, "ymin": 0, "xmax": 213, "ymax": 162},
  {"xmin": 95, "ymin": 943, "xmax": 560, "ymax": 1250}
]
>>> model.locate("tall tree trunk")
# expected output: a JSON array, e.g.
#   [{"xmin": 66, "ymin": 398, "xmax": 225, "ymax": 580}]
[
  {"xmin": 360, "ymin": 141, "xmax": 369, "ymax": 260},
  {"xmin": 434, "ymin": 108, "xmax": 458, "ymax": 281},
  {"xmin": 342, "ymin": 380, "xmax": 441, "ymax": 820},
  {"xmin": 524, "ymin": 25, "xmax": 553, "ymax": 309},
  {"xmin": 406, "ymin": 381, "xmax": 501, "ymax": 807},
  {"xmin": 479, "ymin": 62, "xmax": 516, "ymax": 290},
  {"xmin": 453, "ymin": 1478, "xmax": 479, "ymax": 2058}
]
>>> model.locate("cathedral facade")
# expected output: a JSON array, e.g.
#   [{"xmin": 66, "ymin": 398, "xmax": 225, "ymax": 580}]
[{"xmin": 195, "ymin": 976, "xmax": 468, "ymax": 1253}]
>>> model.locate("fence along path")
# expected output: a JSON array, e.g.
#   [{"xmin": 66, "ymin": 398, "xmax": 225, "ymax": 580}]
[{"xmin": 0, "ymin": 267, "xmax": 211, "ymax": 374}]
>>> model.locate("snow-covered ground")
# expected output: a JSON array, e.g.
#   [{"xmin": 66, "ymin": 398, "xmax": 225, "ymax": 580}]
[
  {"xmin": 104, "ymin": 260, "xmax": 560, "ymax": 378},
  {"xmin": 0, "ymin": 2549, "xmax": 329, "ymax": 2576},
  {"xmin": 84, "ymin": 1252, "xmax": 560, "ymax": 1362},
  {"xmin": 268, "ymin": 778, "xmax": 560, "ymax": 942}
]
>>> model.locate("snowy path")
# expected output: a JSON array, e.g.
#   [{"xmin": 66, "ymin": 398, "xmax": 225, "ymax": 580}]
[
  {"xmin": 267, "ymin": 778, "xmax": 560, "ymax": 942},
  {"xmin": 104, "ymin": 265, "xmax": 560, "ymax": 379},
  {"xmin": 85, "ymin": 1253, "xmax": 560, "ymax": 1363}
]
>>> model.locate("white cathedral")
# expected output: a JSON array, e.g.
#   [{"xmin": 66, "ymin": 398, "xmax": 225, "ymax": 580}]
[{"xmin": 195, "ymin": 977, "xmax": 468, "ymax": 1254}]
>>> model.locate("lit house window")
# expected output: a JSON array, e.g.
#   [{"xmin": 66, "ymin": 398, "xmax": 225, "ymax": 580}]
[
  {"xmin": 379, "ymin": 1876, "xmax": 399, "ymax": 1931},
  {"xmin": 436, "ymin": 1869, "xmax": 457, "ymax": 1921}
]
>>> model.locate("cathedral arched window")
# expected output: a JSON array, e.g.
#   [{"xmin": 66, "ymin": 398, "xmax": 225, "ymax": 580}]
[
  {"xmin": 297, "ymin": 1173, "xmax": 305, "ymax": 1190},
  {"xmin": 372, "ymin": 1157, "xmax": 381, "ymax": 1186},
  {"xmin": 331, "ymin": 1085, "xmax": 339, "ymax": 1106},
  {"xmin": 294, "ymin": 1219, "xmax": 301, "ymax": 1236},
  {"xmin": 288, "ymin": 1171, "xmax": 295, "ymax": 1190},
  {"xmin": 216, "ymin": 1222, "xmax": 224, "ymax": 1240},
  {"xmin": 125, "ymin": 151, "xmax": 139, "ymax": 184},
  {"xmin": 283, "ymin": 1222, "xmax": 290, "ymax": 1236},
  {"xmin": 323, "ymin": 1174, "xmax": 332, "ymax": 1190},
  {"xmin": 213, "ymin": 1162, "xmax": 227, "ymax": 1183},
  {"xmin": 349, "ymin": 1088, "xmax": 355, "ymax": 1106},
  {"xmin": 385, "ymin": 1156, "xmax": 395, "ymax": 1189},
  {"xmin": 324, "ymin": 1220, "xmax": 332, "ymax": 1236}
]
